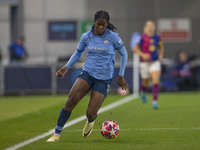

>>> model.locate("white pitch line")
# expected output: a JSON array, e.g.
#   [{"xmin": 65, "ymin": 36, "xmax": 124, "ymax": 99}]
[
  {"xmin": 5, "ymin": 94, "xmax": 137, "ymax": 150},
  {"xmin": 135, "ymin": 128, "xmax": 200, "ymax": 131},
  {"xmin": 64, "ymin": 128, "xmax": 200, "ymax": 133},
  {"xmin": 63, "ymin": 129, "xmax": 133, "ymax": 132}
]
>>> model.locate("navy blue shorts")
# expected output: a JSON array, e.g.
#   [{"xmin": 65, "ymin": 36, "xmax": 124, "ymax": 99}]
[{"xmin": 78, "ymin": 71, "xmax": 112, "ymax": 97}]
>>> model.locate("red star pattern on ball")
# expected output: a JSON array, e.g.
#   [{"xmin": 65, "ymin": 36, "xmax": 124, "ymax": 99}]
[{"xmin": 100, "ymin": 120, "xmax": 119, "ymax": 139}]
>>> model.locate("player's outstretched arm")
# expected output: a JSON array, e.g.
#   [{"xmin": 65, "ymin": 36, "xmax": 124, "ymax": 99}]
[
  {"xmin": 117, "ymin": 46, "xmax": 129, "ymax": 91},
  {"xmin": 56, "ymin": 50, "xmax": 83, "ymax": 78}
]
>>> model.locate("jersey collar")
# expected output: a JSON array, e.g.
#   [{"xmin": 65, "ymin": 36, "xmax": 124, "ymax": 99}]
[{"xmin": 90, "ymin": 28, "xmax": 109, "ymax": 38}]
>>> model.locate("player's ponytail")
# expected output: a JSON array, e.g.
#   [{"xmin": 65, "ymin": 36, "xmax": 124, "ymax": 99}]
[
  {"xmin": 93, "ymin": 10, "xmax": 117, "ymax": 32},
  {"xmin": 107, "ymin": 22, "xmax": 117, "ymax": 31}
]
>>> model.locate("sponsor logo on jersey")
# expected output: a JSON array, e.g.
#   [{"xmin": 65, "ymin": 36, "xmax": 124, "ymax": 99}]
[{"xmin": 87, "ymin": 46, "xmax": 107, "ymax": 53}]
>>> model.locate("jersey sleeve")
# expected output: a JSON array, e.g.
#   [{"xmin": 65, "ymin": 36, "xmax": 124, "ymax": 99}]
[
  {"xmin": 77, "ymin": 33, "xmax": 87, "ymax": 52},
  {"xmin": 112, "ymin": 33, "xmax": 124, "ymax": 50},
  {"xmin": 117, "ymin": 46, "xmax": 128, "ymax": 76},
  {"xmin": 130, "ymin": 32, "xmax": 141, "ymax": 50}
]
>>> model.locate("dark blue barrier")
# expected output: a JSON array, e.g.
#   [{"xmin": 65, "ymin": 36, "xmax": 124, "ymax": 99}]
[
  {"xmin": 3, "ymin": 65, "xmax": 199, "ymax": 94},
  {"xmin": 57, "ymin": 68, "xmax": 82, "ymax": 90},
  {"xmin": 4, "ymin": 66, "xmax": 51, "ymax": 91},
  {"xmin": 195, "ymin": 66, "xmax": 200, "ymax": 88},
  {"xmin": 160, "ymin": 65, "xmax": 200, "ymax": 91},
  {"xmin": 111, "ymin": 67, "xmax": 133, "ymax": 90}
]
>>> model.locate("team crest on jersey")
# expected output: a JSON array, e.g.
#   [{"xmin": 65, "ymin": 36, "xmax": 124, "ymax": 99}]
[
  {"xmin": 149, "ymin": 45, "xmax": 156, "ymax": 52},
  {"xmin": 104, "ymin": 40, "xmax": 109, "ymax": 44}
]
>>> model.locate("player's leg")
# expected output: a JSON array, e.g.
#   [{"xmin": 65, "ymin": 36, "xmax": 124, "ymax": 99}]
[
  {"xmin": 150, "ymin": 61, "xmax": 161, "ymax": 109},
  {"xmin": 47, "ymin": 78, "xmax": 91, "ymax": 142},
  {"xmin": 140, "ymin": 62, "xmax": 150, "ymax": 103},
  {"xmin": 82, "ymin": 78, "xmax": 110, "ymax": 137},
  {"xmin": 82, "ymin": 91, "xmax": 105, "ymax": 137},
  {"xmin": 55, "ymin": 78, "xmax": 91, "ymax": 133},
  {"xmin": 141, "ymin": 78, "xmax": 149, "ymax": 103}
]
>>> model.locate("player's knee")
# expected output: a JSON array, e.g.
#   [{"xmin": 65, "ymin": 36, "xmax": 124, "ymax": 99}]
[
  {"xmin": 64, "ymin": 94, "xmax": 78, "ymax": 111},
  {"xmin": 142, "ymin": 79, "xmax": 149, "ymax": 87},
  {"xmin": 152, "ymin": 80, "xmax": 159, "ymax": 85}
]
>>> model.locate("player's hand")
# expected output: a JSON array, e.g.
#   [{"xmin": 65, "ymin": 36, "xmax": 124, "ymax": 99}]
[
  {"xmin": 117, "ymin": 76, "xmax": 128, "ymax": 91},
  {"xmin": 56, "ymin": 66, "xmax": 68, "ymax": 78},
  {"xmin": 142, "ymin": 53, "xmax": 151, "ymax": 61}
]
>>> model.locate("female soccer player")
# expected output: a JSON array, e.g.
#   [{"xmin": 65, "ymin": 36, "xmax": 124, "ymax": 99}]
[
  {"xmin": 47, "ymin": 10, "xmax": 128, "ymax": 142},
  {"xmin": 132, "ymin": 20, "xmax": 164, "ymax": 109}
]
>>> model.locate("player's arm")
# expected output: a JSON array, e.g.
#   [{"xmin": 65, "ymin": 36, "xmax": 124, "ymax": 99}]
[
  {"xmin": 56, "ymin": 50, "xmax": 83, "ymax": 78},
  {"xmin": 56, "ymin": 50, "xmax": 82, "ymax": 78},
  {"xmin": 117, "ymin": 46, "xmax": 128, "ymax": 90},
  {"xmin": 133, "ymin": 44, "xmax": 150, "ymax": 61},
  {"xmin": 56, "ymin": 34, "xmax": 86, "ymax": 78},
  {"xmin": 130, "ymin": 33, "xmax": 150, "ymax": 61},
  {"xmin": 158, "ymin": 41, "xmax": 164, "ymax": 62}
]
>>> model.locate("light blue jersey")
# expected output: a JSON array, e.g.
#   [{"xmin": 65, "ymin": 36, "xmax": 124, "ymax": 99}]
[
  {"xmin": 79, "ymin": 29, "xmax": 123, "ymax": 80},
  {"xmin": 65, "ymin": 28, "xmax": 127, "ymax": 80}
]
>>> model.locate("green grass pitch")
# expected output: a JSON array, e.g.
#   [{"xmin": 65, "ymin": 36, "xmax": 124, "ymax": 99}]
[{"xmin": 0, "ymin": 92, "xmax": 200, "ymax": 150}]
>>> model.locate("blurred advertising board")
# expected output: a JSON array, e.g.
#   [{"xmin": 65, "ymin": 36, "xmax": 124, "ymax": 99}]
[
  {"xmin": 48, "ymin": 21, "xmax": 77, "ymax": 41},
  {"xmin": 158, "ymin": 18, "xmax": 191, "ymax": 42}
]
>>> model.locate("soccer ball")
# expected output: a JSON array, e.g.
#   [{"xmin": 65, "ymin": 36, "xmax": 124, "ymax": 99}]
[
  {"xmin": 117, "ymin": 87, "xmax": 129, "ymax": 96},
  {"xmin": 100, "ymin": 120, "xmax": 119, "ymax": 139}
]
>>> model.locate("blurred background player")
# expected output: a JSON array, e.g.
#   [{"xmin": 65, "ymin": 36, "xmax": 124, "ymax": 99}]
[
  {"xmin": 131, "ymin": 20, "xmax": 164, "ymax": 109},
  {"xmin": 8, "ymin": 36, "xmax": 28, "ymax": 63},
  {"xmin": 172, "ymin": 50, "xmax": 197, "ymax": 91},
  {"xmin": 47, "ymin": 10, "xmax": 128, "ymax": 142}
]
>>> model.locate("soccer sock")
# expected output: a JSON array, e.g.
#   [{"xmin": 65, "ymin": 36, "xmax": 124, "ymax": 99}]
[
  {"xmin": 55, "ymin": 108, "xmax": 71, "ymax": 134},
  {"xmin": 152, "ymin": 84, "xmax": 159, "ymax": 101},
  {"xmin": 141, "ymin": 83, "xmax": 147, "ymax": 93},
  {"xmin": 88, "ymin": 115, "xmax": 97, "ymax": 123}
]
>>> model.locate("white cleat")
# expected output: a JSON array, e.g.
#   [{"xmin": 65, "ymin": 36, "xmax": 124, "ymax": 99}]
[
  {"xmin": 82, "ymin": 120, "xmax": 95, "ymax": 137},
  {"xmin": 152, "ymin": 101, "xmax": 158, "ymax": 109},
  {"xmin": 46, "ymin": 133, "xmax": 60, "ymax": 142}
]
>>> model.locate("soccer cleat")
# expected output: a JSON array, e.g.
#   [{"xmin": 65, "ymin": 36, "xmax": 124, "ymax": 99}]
[
  {"xmin": 152, "ymin": 101, "xmax": 158, "ymax": 109},
  {"xmin": 82, "ymin": 120, "xmax": 95, "ymax": 137},
  {"xmin": 46, "ymin": 133, "xmax": 60, "ymax": 142},
  {"xmin": 141, "ymin": 92, "xmax": 147, "ymax": 103}
]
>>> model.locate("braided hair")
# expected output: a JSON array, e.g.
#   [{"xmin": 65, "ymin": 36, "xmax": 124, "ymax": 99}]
[{"xmin": 93, "ymin": 10, "xmax": 117, "ymax": 31}]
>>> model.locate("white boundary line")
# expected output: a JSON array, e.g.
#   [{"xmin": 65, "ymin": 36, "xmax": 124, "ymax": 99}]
[
  {"xmin": 5, "ymin": 95, "xmax": 137, "ymax": 150},
  {"xmin": 63, "ymin": 127, "xmax": 200, "ymax": 132},
  {"xmin": 63, "ymin": 129, "xmax": 133, "ymax": 132}
]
